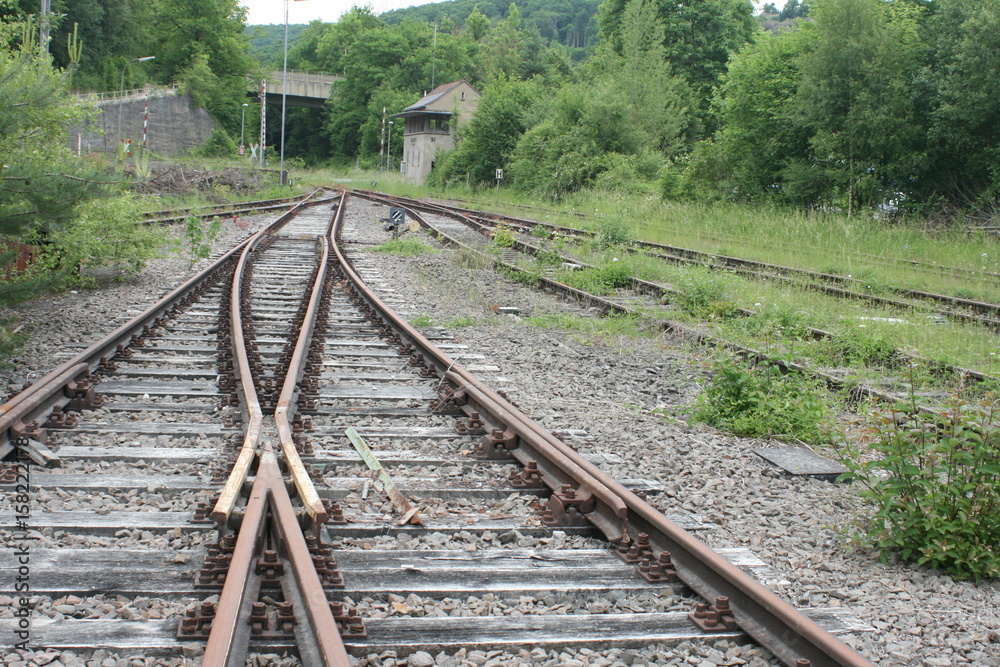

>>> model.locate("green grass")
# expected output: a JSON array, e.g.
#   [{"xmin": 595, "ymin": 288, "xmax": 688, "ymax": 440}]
[
  {"xmin": 373, "ymin": 237, "xmax": 436, "ymax": 256},
  {"xmin": 298, "ymin": 166, "xmax": 1000, "ymax": 381}
]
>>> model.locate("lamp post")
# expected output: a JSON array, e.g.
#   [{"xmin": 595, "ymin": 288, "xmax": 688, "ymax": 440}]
[
  {"xmin": 279, "ymin": 0, "xmax": 290, "ymax": 185},
  {"xmin": 118, "ymin": 56, "xmax": 155, "ymax": 150},
  {"xmin": 387, "ymin": 121, "xmax": 394, "ymax": 172},
  {"xmin": 240, "ymin": 103, "xmax": 249, "ymax": 155}
]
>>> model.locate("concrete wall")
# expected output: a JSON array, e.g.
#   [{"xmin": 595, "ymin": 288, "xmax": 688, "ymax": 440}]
[{"xmin": 68, "ymin": 94, "xmax": 215, "ymax": 156}]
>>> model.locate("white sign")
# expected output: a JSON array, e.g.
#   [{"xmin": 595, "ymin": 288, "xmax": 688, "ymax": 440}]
[{"xmin": 496, "ymin": 168, "xmax": 504, "ymax": 180}]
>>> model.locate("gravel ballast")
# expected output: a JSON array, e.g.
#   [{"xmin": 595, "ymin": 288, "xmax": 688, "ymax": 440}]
[{"xmin": 1, "ymin": 198, "xmax": 997, "ymax": 665}]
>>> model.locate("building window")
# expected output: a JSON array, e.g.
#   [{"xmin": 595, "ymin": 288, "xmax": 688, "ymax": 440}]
[{"xmin": 460, "ymin": 92, "xmax": 465, "ymax": 101}]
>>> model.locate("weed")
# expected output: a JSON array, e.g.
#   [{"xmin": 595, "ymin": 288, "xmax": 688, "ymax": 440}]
[
  {"xmin": 492, "ymin": 225, "xmax": 517, "ymax": 248},
  {"xmin": 410, "ymin": 314, "xmax": 437, "ymax": 327},
  {"xmin": 692, "ymin": 355, "xmax": 837, "ymax": 445},
  {"xmin": 599, "ymin": 219, "xmax": 631, "ymax": 247},
  {"xmin": 447, "ymin": 315, "xmax": 477, "ymax": 327},
  {"xmin": 531, "ymin": 225, "xmax": 553, "ymax": 240},
  {"xmin": 670, "ymin": 269, "xmax": 738, "ymax": 320},
  {"xmin": 559, "ymin": 264, "xmax": 633, "ymax": 295},
  {"xmin": 839, "ymin": 378, "xmax": 1000, "ymax": 580},
  {"xmin": 817, "ymin": 328, "xmax": 898, "ymax": 368},
  {"xmin": 373, "ymin": 237, "xmax": 435, "ymax": 256}
]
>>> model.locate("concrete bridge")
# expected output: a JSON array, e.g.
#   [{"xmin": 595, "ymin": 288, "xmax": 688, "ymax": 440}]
[{"xmin": 257, "ymin": 70, "xmax": 343, "ymax": 108}]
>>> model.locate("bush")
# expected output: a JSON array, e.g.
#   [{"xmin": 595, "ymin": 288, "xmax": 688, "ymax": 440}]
[
  {"xmin": 670, "ymin": 269, "xmax": 738, "ymax": 319},
  {"xmin": 840, "ymin": 387, "xmax": 1000, "ymax": 580},
  {"xmin": 598, "ymin": 219, "xmax": 631, "ymax": 247},
  {"xmin": 692, "ymin": 355, "xmax": 836, "ymax": 445},
  {"xmin": 491, "ymin": 225, "xmax": 517, "ymax": 248}
]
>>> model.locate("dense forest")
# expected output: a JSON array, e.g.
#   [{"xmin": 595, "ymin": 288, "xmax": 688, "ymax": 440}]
[
  {"xmin": 263, "ymin": 0, "xmax": 999, "ymax": 215},
  {"xmin": 2, "ymin": 0, "xmax": 999, "ymax": 215}
]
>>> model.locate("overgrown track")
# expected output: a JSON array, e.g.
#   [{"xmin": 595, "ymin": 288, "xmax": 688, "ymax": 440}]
[
  {"xmin": 365, "ymin": 192, "xmax": 1000, "ymax": 331},
  {"xmin": 351, "ymin": 189, "xmax": 994, "ymax": 395},
  {"xmin": 0, "ymin": 190, "xmax": 873, "ymax": 666},
  {"xmin": 142, "ymin": 192, "xmax": 315, "ymax": 225}
]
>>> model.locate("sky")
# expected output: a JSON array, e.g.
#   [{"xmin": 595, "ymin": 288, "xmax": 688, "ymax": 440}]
[{"xmin": 240, "ymin": 0, "xmax": 440, "ymax": 25}]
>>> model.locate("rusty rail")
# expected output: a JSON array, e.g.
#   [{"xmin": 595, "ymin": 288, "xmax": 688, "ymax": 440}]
[
  {"xmin": 204, "ymin": 191, "xmax": 350, "ymax": 666},
  {"xmin": 333, "ymin": 191, "xmax": 875, "ymax": 667},
  {"xmin": 0, "ymin": 191, "xmax": 326, "ymax": 462}
]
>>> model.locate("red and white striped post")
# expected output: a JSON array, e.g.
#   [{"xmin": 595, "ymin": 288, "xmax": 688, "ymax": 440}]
[
  {"xmin": 259, "ymin": 80, "xmax": 267, "ymax": 166},
  {"xmin": 142, "ymin": 94, "xmax": 149, "ymax": 150}
]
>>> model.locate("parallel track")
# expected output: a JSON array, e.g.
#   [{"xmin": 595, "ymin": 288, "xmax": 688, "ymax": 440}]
[{"xmin": 0, "ymin": 190, "xmax": 874, "ymax": 666}]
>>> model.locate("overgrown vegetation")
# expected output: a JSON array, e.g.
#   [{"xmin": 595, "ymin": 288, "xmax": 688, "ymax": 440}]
[
  {"xmin": 692, "ymin": 355, "xmax": 837, "ymax": 445},
  {"xmin": 374, "ymin": 237, "xmax": 436, "ymax": 256},
  {"xmin": 839, "ymin": 381, "xmax": 1000, "ymax": 580}
]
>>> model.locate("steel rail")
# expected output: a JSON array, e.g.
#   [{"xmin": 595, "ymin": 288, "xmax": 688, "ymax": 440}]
[
  {"xmin": 335, "ymin": 191, "xmax": 875, "ymax": 667},
  {"xmin": 205, "ymin": 194, "xmax": 350, "ymax": 666},
  {"xmin": 0, "ymin": 191, "xmax": 325, "ymax": 462},
  {"xmin": 368, "ymin": 190, "xmax": 993, "ymax": 392},
  {"xmin": 142, "ymin": 191, "xmax": 313, "ymax": 221}
]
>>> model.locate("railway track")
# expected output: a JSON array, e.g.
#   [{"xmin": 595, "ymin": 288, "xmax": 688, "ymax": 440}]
[
  {"xmin": 362, "ymin": 192, "xmax": 1000, "ymax": 330},
  {"xmin": 0, "ymin": 190, "xmax": 875, "ymax": 665},
  {"xmin": 351, "ymin": 189, "xmax": 996, "ymax": 396}
]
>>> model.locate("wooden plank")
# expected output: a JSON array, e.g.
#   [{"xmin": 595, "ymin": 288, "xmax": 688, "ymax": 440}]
[
  {"xmin": 319, "ymin": 385, "xmax": 435, "ymax": 400},
  {"xmin": 29, "ymin": 473, "xmax": 204, "ymax": 491},
  {"xmin": 0, "ymin": 608, "xmax": 867, "ymax": 654},
  {"xmin": 97, "ymin": 381, "xmax": 220, "ymax": 397},
  {"xmin": 0, "ymin": 549, "xmax": 200, "ymax": 597},
  {"xmin": 62, "ymin": 422, "xmax": 235, "ymax": 436},
  {"xmin": 0, "ymin": 511, "xmax": 211, "ymax": 534}
]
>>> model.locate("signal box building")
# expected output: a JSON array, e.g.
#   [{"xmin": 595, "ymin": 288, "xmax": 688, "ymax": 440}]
[{"xmin": 392, "ymin": 79, "xmax": 481, "ymax": 183}]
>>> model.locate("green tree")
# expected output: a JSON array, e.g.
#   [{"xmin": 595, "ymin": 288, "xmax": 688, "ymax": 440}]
[
  {"xmin": 465, "ymin": 5, "xmax": 492, "ymax": 40},
  {"xmin": 792, "ymin": 0, "xmax": 926, "ymax": 211},
  {"xmin": 432, "ymin": 77, "xmax": 540, "ymax": 184},
  {"xmin": 921, "ymin": 0, "xmax": 1000, "ymax": 205},
  {"xmin": 706, "ymin": 24, "xmax": 814, "ymax": 200},
  {"xmin": 598, "ymin": 0, "xmax": 757, "ymax": 124},
  {"xmin": 143, "ymin": 0, "xmax": 257, "ymax": 135}
]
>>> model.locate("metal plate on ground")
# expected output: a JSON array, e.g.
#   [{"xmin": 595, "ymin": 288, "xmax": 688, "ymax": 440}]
[{"xmin": 754, "ymin": 447, "xmax": 848, "ymax": 481}]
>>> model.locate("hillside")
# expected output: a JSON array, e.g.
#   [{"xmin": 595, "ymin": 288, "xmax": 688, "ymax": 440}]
[
  {"xmin": 380, "ymin": 0, "xmax": 601, "ymax": 49},
  {"xmin": 246, "ymin": 24, "xmax": 310, "ymax": 68}
]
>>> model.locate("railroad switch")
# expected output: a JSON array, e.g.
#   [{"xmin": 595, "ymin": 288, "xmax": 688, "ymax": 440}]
[
  {"xmin": 476, "ymin": 427, "xmax": 517, "ymax": 459},
  {"xmin": 689, "ymin": 596, "xmax": 738, "ymax": 633},
  {"xmin": 616, "ymin": 533, "xmax": 654, "ymax": 564}
]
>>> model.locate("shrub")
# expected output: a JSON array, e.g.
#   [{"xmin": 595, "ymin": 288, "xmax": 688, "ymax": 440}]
[
  {"xmin": 818, "ymin": 328, "xmax": 898, "ymax": 367},
  {"xmin": 598, "ymin": 219, "xmax": 631, "ymax": 247},
  {"xmin": 692, "ymin": 355, "xmax": 836, "ymax": 445},
  {"xmin": 492, "ymin": 225, "xmax": 517, "ymax": 248},
  {"xmin": 839, "ymin": 387, "xmax": 1000, "ymax": 580},
  {"xmin": 670, "ymin": 269, "xmax": 738, "ymax": 319}
]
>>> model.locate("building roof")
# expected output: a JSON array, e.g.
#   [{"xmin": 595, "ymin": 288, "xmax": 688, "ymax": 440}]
[{"xmin": 392, "ymin": 78, "xmax": 479, "ymax": 118}]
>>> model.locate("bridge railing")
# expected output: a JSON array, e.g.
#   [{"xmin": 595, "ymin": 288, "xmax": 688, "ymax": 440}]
[
  {"xmin": 74, "ymin": 83, "xmax": 182, "ymax": 104},
  {"xmin": 267, "ymin": 69, "xmax": 343, "ymax": 85}
]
